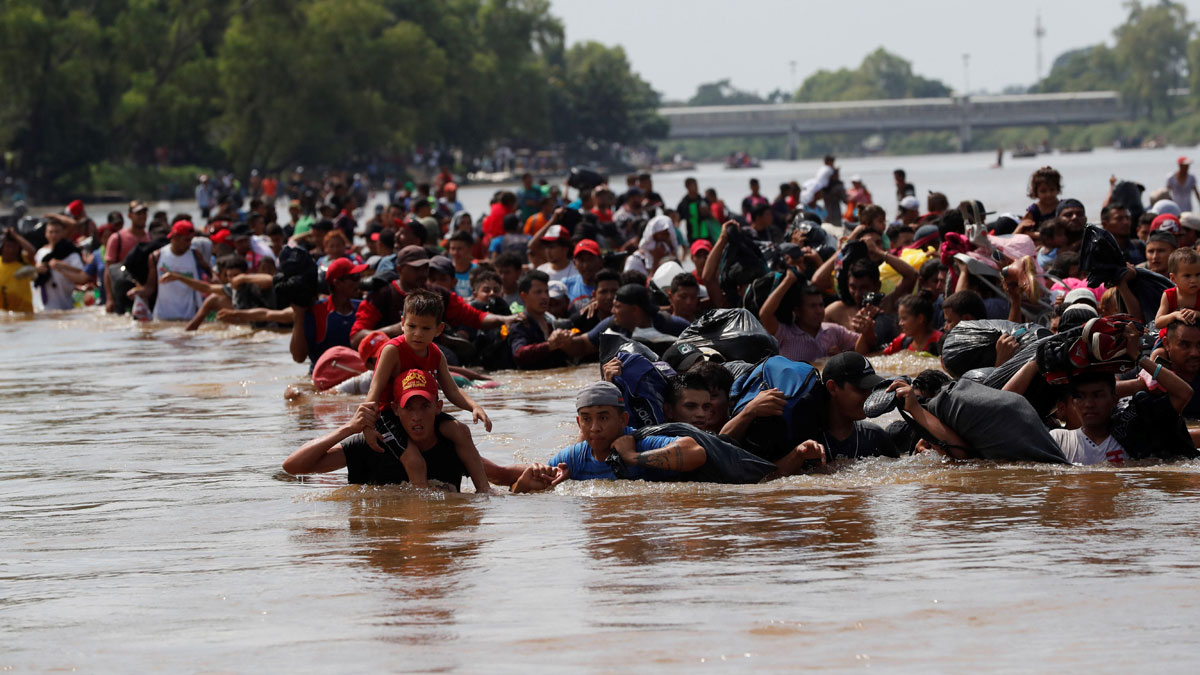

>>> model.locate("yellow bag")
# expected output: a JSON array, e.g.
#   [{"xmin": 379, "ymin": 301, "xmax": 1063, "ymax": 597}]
[{"xmin": 879, "ymin": 247, "xmax": 932, "ymax": 295}]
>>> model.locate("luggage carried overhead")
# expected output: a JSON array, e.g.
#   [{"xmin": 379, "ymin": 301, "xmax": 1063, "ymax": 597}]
[{"xmin": 661, "ymin": 308, "xmax": 779, "ymax": 372}]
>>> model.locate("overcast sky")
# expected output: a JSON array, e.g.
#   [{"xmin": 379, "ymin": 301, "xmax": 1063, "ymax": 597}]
[{"xmin": 550, "ymin": 0, "xmax": 1200, "ymax": 102}]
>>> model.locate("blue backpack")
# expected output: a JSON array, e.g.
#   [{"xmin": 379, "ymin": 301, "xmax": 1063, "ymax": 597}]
[
  {"xmin": 611, "ymin": 352, "xmax": 675, "ymax": 429},
  {"xmin": 729, "ymin": 356, "xmax": 827, "ymax": 461}
]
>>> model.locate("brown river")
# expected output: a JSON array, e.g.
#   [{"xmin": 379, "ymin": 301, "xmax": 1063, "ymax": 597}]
[{"xmin": 5, "ymin": 308, "xmax": 1200, "ymax": 671}]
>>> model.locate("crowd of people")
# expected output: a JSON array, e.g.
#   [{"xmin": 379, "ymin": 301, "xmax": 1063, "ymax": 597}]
[{"xmin": 5, "ymin": 157, "xmax": 1200, "ymax": 492}]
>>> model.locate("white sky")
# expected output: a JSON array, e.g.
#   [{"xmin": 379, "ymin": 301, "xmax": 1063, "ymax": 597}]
[{"xmin": 550, "ymin": 0, "xmax": 1200, "ymax": 101}]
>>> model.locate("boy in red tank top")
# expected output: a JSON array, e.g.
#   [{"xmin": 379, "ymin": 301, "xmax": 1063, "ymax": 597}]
[{"xmin": 365, "ymin": 290, "xmax": 493, "ymax": 484}]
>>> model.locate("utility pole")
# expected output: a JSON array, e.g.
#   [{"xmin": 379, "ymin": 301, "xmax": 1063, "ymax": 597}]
[
  {"xmin": 789, "ymin": 60, "xmax": 797, "ymax": 93},
  {"xmin": 962, "ymin": 54, "xmax": 970, "ymax": 95},
  {"xmin": 1035, "ymin": 12, "xmax": 1045, "ymax": 82}
]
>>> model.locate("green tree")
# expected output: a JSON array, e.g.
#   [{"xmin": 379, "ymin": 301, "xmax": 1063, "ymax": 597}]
[
  {"xmin": 1113, "ymin": 0, "xmax": 1192, "ymax": 118},
  {"xmin": 1031, "ymin": 45, "xmax": 1123, "ymax": 93},
  {"xmin": 549, "ymin": 41, "xmax": 665, "ymax": 151},
  {"xmin": 687, "ymin": 79, "xmax": 764, "ymax": 106},
  {"xmin": 793, "ymin": 48, "xmax": 951, "ymax": 103}
]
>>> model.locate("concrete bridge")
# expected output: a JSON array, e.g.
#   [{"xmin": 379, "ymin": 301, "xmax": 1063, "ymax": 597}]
[{"xmin": 658, "ymin": 91, "xmax": 1136, "ymax": 152}]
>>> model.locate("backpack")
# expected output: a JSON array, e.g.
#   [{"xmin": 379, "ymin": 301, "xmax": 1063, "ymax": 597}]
[
  {"xmin": 729, "ymin": 356, "xmax": 827, "ymax": 461},
  {"xmin": 273, "ymin": 244, "xmax": 320, "ymax": 308},
  {"xmin": 611, "ymin": 351, "xmax": 675, "ymax": 429}
]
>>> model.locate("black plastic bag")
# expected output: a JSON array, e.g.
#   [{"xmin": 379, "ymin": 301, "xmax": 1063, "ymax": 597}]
[
  {"xmin": 661, "ymin": 308, "xmax": 779, "ymax": 371},
  {"xmin": 1110, "ymin": 391, "xmax": 1200, "ymax": 461},
  {"xmin": 835, "ymin": 240, "xmax": 869, "ymax": 305},
  {"xmin": 940, "ymin": 319, "xmax": 1051, "ymax": 378},
  {"xmin": 926, "ymin": 378, "xmax": 1069, "ymax": 463},
  {"xmin": 980, "ymin": 328, "xmax": 1075, "ymax": 418},
  {"xmin": 121, "ymin": 238, "xmax": 168, "ymax": 285},
  {"xmin": 273, "ymin": 245, "xmax": 320, "ymax": 308},
  {"xmin": 1110, "ymin": 180, "xmax": 1146, "ymax": 224},
  {"xmin": 567, "ymin": 167, "xmax": 607, "ymax": 190},
  {"xmin": 1080, "ymin": 224, "xmax": 1126, "ymax": 286},
  {"xmin": 621, "ymin": 423, "xmax": 778, "ymax": 484},
  {"xmin": 718, "ymin": 226, "xmax": 767, "ymax": 301},
  {"xmin": 598, "ymin": 334, "xmax": 666, "ymax": 367}
]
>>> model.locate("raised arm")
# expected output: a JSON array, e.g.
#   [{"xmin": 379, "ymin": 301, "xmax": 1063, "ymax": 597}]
[
  {"xmin": 757, "ymin": 269, "xmax": 798, "ymax": 335},
  {"xmin": 282, "ymin": 402, "xmax": 377, "ymax": 475}
]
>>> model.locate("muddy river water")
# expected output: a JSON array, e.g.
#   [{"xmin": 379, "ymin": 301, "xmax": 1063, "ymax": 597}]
[{"xmin": 4, "ymin": 310, "xmax": 1200, "ymax": 670}]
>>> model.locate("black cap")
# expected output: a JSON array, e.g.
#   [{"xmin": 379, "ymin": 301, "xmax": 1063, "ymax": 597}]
[
  {"xmin": 822, "ymin": 352, "xmax": 885, "ymax": 390},
  {"xmin": 1055, "ymin": 198, "xmax": 1085, "ymax": 217},
  {"xmin": 229, "ymin": 222, "xmax": 251, "ymax": 239},
  {"xmin": 988, "ymin": 215, "xmax": 1019, "ymax": 236},
  {"xmin": 615, "ymin": 283, "xmax": 657, "ymax": 317}
]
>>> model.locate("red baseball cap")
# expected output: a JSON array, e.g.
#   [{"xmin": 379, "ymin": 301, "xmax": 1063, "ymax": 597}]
[
  {"xmin": 573, "ymin": 238, "xmax": 601, "ymax": 257},
  {"xmin": 325, "ymin": 257, "xmax": 368, "ymax": 283},
  {"xmin": 690, "ymin": 239, "xmax": 713, "ymax": 256},
  {"xmin": 393, "ymin": 368, "xmax": 438, "ymax": 407},
  {"xmin": 357, "ymin": 331, "xmax": 389, "ymax": 363},
  {"xmin": 66, "ymin": 200, "xmax": 85, "ymax": 218},
  {"xmin": 443, "ymin": 182, "xmax": 458, "ymax": 193},
  {"xmin": 1151, "ymin": 213, "xmax": 1181, "ymax": 234},
  {"xmin": 168, "ymin": 221, "xmax": 195, "ymax": 238},
  {"xmin": 1179, "ymin": 156, "xmax": 1192, "ymax": 166},
  {"xmin": 210, "ymin": 229, "xmax": 231, "ymax": 245},
  {"xmin": 542, "ymin": 224, "xmax": 568, "ymax": 243}
]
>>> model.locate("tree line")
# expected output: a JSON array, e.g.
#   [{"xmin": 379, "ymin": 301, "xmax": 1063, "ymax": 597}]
[{"xmin": 0, "ymin": 0, "xmax": 665, "ymax": 200}]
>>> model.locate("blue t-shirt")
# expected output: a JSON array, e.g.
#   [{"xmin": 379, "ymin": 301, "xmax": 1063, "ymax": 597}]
[
  {"xmin": 546, "ymin": 427, "xmax": 678, "ymax": 481},
  {"xmin": 562, "ymin": 275, "xmax": 594, "ymax": 304},
  {"xmin": 454, "ymin": 263, "xmax": 475, "ymax": 298}
]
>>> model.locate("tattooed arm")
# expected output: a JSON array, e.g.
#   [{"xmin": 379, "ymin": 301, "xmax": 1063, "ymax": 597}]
[{"xmin": 613, "ymin": 435, "xmax": 707, "ymax": 472}]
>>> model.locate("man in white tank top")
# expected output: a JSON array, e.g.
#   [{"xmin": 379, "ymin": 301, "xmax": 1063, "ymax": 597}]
[{"xmin": 130, "ymin": 221, "xmax": 212, "ymax": 321}]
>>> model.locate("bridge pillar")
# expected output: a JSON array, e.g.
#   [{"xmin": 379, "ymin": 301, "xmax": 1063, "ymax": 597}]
[
  {"xmin": 787, "ymin": 126, "xmax": 799, "ymax": 161},
  {"xmin": 958, "ymin": 120, "xmax": 972, "ymax": 153}
]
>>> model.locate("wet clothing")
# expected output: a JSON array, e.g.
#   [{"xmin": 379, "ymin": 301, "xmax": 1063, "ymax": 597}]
[
  {"xmin": 562, "ymin": 275, "xmax": 594, "ymax": 306},
  {"xmin": 585, "ymin": 312, "xmax": 690, "ymax": 346},
  {"xmin": 537, "ymin": 260, "xmax": 575, "ymax": 283},
  {"xmin": 0, "ymin": 260, "xmax": 34, "ymax": 312},
  {"xmin": 822, "ymin": 422, "xmax": 898, "ymax": 461},
  {"xmin": 677, "ymin": 194, "xmax": 715, "ymax": 242},
  {"xmin": 453, "ymin": 263, "xmax": 475, "ymax": 299},
  {"xmin": 508, "ymin": 313, "xmax": 568, "ymax": 369},
  {"xmin": 883, "ymin": 330, "xmax": 944, "ymax": 356},
  {"xmin": 774, "ymin": 322, "xmax": 859, "ymax": 363},
  {"xmin": 340, "ymin": 412, "xmax": 466, "ymax": 488},
  {"xmin": 104, "ymin": 228, "xmax": 149, "ymax": 266},
  {"xmin": 352, "ymin": 281, "xmax": 485, "ymax": 336},
  {"xmin": 304, "ymin": 297, "xmax": 362, "ymax": 368},
  {"xmin": 546, "ymin": 427, "xmax": 678, "ymax": 481},
  {"xmin": 34, "ymin": 245, "xmax": 84, "ymax": 311},
  {"xmin": 153, "ymin": 247, "xmax": 204, "ymax": 321},
  {"xmin": 1050, "ymin": 428, "xmax": 1127, "ymax": 465}
]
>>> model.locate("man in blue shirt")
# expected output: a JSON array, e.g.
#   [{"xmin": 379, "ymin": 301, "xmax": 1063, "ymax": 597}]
[{"xmin": 544, "ymin": 382, "xmax": 707, "ymax": 481}]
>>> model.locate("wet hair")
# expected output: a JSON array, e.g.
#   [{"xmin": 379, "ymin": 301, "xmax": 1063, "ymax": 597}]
[
  {"xmin": 927, "ymin": 192, "xmax": 949, "ymax": 213},
  {"xmin": 216, "ymin": 254, "xmax": 248, "ymax": 273},
  {"xmin": 620, "ymin": 270, "xmax": 648, "ymax": 287},
  {"xmin": 1168, "ymin": 247, "xmax": 1200, "ymax": 274},
  {"xmin": 495, "ymin": 251, "xmax": 524, "ymax": 272},
  {"xmin": 663, "ymin": 371, "xmax": 710, "ymax": 407},
  {"xmin": 899, "ymin": 293, "xmax": 934, "ymax": 324},
  {"xmin": 403, "ymin": 288, "xmax": 444, "ymax": 322},
  {"xmin": 471, "ymin": 270, "xmax": 501, "ymax": 291},
  {"xmin": 848, "ymin": 258, "xmax": 881, "ymax": 283},
  {"xmin": 1028, "ymin": 166, "xmax": 1062, "ymax": 199},
  {"xmin": 669, "ymin": 272, "xmax": 699, "ymax": 294},
  {"xmin": 912, "ymin": 369, "xmax": 952, "ymax": 398},
  {"xmin": 1147, "ymin": 232, "xmax": 1178, "ymax": 248},
  {"xmin": 943, "ymin": 290, "xmax": 987, "ymax": 321},
  {"xmin": 595, "ymin": 268, "xmax": 621, "ymax": 286},
  {"xmin": 1068, "ymin": 371, "xmax": 1116, "ymax": 395},
  {"xmin": 1167, "ymin": 319, "xmax": 1200, "ymax": 338},
  {"xmin": 689, "ymin": 360, "xmax": 735, "ymax": 396},
  {"xmin": 448, "ymin": 230, "xmax": 474, "ymax": 246},
  {"xmin": 518, "ymin": 269, "xmax": 549, "ymax": 294}
]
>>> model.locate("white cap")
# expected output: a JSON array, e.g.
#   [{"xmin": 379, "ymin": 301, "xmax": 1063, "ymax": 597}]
[
  {"xmin": 850, "ymin": 174, "xmax": 863, "ymax": 184},
  {"xmin": 899, "ymin": 195, "xmax": 920, "ymax": 211},
  {"xmin": 1151, "ymin": 199, "xmax": 1181, "ymax": 217},
  {"xmin": 1063, "ymin": 287, "xmax": 1098, "ymax": 308},
  {"xmin": 1180, "ymin": 211, "xmax": 1200, "ymax": 231}
]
